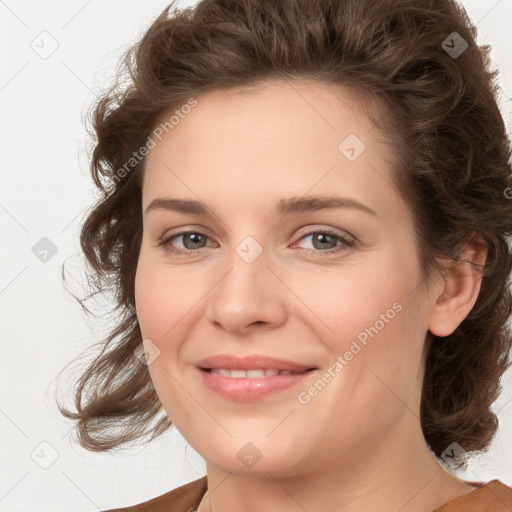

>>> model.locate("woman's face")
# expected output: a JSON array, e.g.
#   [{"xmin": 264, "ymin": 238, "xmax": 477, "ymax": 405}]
[{"xmin": 135, "ymin": 79, "xmax": 438, "ymax": 476}]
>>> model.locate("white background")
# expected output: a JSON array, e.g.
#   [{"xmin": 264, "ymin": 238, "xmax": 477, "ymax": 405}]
[{"xmin": 1, "ymin": 1, "xmax": 511, "ymax": 510}]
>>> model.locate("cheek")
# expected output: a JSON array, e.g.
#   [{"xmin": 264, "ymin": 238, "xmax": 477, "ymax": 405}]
[
  {"xmin": 134, "ymin": 268, "xmax": 192, "ymax": 421},
  {"xmin": 135, "ymin": 257, "xmax": 203, "ymax": 340},
  {"xmin": 296, "ymin": 248, "xmax": 425, "ymax": 397},
  {"xmin": 134, "ymin": 257, "xmax": 210, "ymax": 419},
  {"xmin": 288, "ymin": 257, "xmax": 412, "ymax": 347}
]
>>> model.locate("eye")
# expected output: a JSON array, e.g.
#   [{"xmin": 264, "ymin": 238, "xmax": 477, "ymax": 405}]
[
  {"xmin": 157, "ymin": 230, "xmax": 216, "ymax": 255},
  {"xmin": 292, "ymin": 229, "xmax": 355, "ymax": 256},
  {"xmin": 157, "ymin": 228, "xmax": 355, "ymax": 256}
]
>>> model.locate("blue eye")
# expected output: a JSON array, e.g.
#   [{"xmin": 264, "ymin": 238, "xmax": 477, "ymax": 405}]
[{"xmin": 157, "ymin": 229, "xmax": 355, "ymax": 256}]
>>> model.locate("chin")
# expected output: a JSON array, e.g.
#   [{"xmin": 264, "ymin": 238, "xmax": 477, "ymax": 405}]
[{"xmin": 194, "ymin": 436, "xmax": 304, "ymax": 476}]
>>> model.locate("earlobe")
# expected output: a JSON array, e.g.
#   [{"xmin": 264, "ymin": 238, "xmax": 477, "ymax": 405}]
[{"xmin": 428, "ymin": 234, "xmax": 487, "ymax": 337}]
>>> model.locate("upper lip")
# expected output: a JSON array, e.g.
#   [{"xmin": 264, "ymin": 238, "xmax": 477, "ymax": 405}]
[{"xmin": 196, "ymin": 354, "xmax": 317, "ymax": 372}]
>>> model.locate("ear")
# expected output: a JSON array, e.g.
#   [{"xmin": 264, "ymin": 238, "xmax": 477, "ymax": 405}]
[{"xmin": 428, "ymin": 234, "xmax": 487, "ymax": 337}]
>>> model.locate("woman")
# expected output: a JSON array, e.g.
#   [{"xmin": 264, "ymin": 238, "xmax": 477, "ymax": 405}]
[{"xmin": 58, "ymin": 0, "xmax": 512, "ymax": 510}]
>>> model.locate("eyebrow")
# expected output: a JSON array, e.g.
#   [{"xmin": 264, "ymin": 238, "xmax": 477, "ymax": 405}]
[{"xmin": 144, "ymin": 194, "xmax": 378, "ymax": 218}]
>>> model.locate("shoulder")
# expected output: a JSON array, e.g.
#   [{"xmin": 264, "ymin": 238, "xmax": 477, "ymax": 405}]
[
  {"xmin": 434, "ymin": 480, "xmax": 512, "ymax": 511},
  {"xmin": 102, "ymin": 475, "xmax": 208, "ymax": 511}
]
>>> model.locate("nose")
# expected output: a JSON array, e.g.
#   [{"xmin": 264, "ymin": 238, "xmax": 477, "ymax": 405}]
[{"xmin": 204, "ymin": 246, "xmax": 288, "ymax": 335}]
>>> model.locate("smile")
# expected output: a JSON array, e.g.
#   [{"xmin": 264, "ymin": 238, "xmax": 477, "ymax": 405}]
[
  {"xmin": 208, "ymin": 368, "xmax": 307, "ymax": 378},
  {"xmin": 198, "ymin": 367, "xmax": 316, "ymax": 401}
]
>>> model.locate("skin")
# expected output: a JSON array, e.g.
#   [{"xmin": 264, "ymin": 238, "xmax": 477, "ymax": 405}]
[{"xmin": 134, "ymin": 79, "xmax": 487, "ymax": 512}]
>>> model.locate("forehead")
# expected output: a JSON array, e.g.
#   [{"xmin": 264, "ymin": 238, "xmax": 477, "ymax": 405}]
[
  {"xmin": 141, "ymin": 79, "xmax": 402, "ymax": 219},
  {"xmin": 145, "ymin": 79, "xmax": 378, "ymax": 164}
]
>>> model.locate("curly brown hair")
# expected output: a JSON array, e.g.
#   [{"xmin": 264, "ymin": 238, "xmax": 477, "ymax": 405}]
[{"xmin": 57, "ymin": 0, "xmax": 512, "ymax": 466}]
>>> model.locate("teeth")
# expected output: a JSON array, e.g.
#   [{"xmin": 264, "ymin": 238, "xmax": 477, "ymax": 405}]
[{"xmin": 210, "ymin": 368, "xmax": 300, "ymax": 378}]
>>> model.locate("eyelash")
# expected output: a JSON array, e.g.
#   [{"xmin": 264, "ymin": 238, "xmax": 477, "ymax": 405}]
[{"xmin": 156, "ymin": 228, "xmax": 355, "ymax": 257}]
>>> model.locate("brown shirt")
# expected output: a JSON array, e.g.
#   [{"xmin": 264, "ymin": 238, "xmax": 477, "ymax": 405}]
[{"xmin": 103, "ymin": 476, "xmax": 512, "ymax": 511}]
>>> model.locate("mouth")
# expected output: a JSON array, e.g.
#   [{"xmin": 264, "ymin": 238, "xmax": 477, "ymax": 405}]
[
  {"xmin": 195, "ymin": 355, "xmax": 318, "ymax": 401},
  {"xmin": 196, "ymin": 354, "xmax": 317, "ymax": 373},
  {"xmin": 197, "ymin": 367, "xmax": 317, "ymax": 402},
  {"xmin": 201, "ymin": 368, "xmax": 314, "ymax": 378}
]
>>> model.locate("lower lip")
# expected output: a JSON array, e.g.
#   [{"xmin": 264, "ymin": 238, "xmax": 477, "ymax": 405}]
[{"xmin": 198, "ymin": 368, "xmax": 316, "ymax": 402}]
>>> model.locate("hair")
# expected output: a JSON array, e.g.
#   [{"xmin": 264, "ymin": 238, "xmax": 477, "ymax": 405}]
[{"xmin": 57, "ymin": 0, "xmax": 512, "ymax": 467}]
